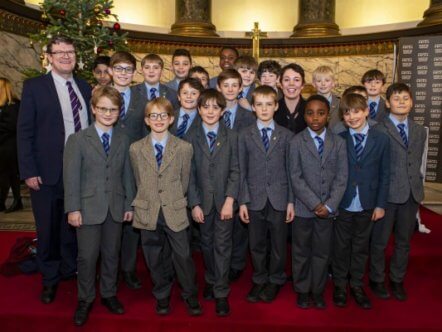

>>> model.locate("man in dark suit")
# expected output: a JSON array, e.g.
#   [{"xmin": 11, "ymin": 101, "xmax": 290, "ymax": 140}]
[{"xmin": 17, "ymin": 36, "xmax": 91, "ymax": 304}]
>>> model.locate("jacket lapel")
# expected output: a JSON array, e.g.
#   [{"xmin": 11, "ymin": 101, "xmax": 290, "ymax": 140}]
[
  {"xmin": 159, "ymin": 135, "xmax": 178, "ymax": 173},
  {"xmin": 321, "ymin": 130, "xmax": 333, "ymax": 165},
  {"xmin": 384, "ymin": 118, "xmax": 407, "ymax": 149},
  {"xmin": 85, "ymin": 125, "xmax": 107, "ymax": 160},
  {"xmin": 303, "ymin": 129, "xmax": 321, "ymax": 161},
  {"xmin": 360, "ymin": 128, "xmax": 376, "ymax": 161},
  {"xmin": 267, "ymin": 125, "xmax": 281, "ymax": 156},
  {"xmin": 344, "ymin": 131, "xmax": 357, "ymax": 162},
  {"xmin": 140, "ymin": 135, "xmax": 158, "ymax": 172},
  {"xmin": 196, "ymin": 125, "xmax": 212, "ymax": 159},
  {"xmin": 107, "ymin": 129, "xmax": 122, "ymax": 162},
  {"xmin": 211, "ymin": 124, "xmax": 227, "ymax": 158},
  {"xmin": 251, "ymin": 125, "xmax": 267, "ymax": 154}
]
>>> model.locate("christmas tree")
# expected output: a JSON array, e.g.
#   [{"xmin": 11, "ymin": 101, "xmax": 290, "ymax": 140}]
[{"xmin": 27, "ymin": 0, "xmax": 128, "ymax": 82}]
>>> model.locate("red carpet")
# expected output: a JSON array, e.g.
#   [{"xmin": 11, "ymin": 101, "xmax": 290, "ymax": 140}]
[{"xmin": 0, "ymin": 207, "xmax": 441, "ymax": 332}]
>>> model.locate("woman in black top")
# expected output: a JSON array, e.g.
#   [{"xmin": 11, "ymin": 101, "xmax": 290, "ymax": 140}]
[
  {"xmin": 0, "ymin": 77, "xmax": 22, "ymax": 213},
  {"xmin": 274, "ymin": 63, "xmax": 307, "ymax": 135}
]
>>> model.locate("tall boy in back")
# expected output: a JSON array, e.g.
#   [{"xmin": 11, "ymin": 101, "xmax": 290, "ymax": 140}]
[
  {"xmin": 189, "ymin": 66, "xmax": 210, "ymax": 89},
  {"xmin": 108, "ymin": 51, "xmax": 145, "ymax": 290},
  {"xmin": 209, "ymin": 47, "xmax": 239, "ymax": 88},
  {"xmin": 239, "ymin": 86, "xmax": 294, "ymax": 303},
  {"xmin": 132, "ymin": 53, "xmax": 179, "ymax": 109},
  {"xmin": 129, "ymin": 97, "xmax": 201, "ymax": 316},
  {"xmin": 64, "ymin": 86, "xmax": 135, "ymax": 326},
  {"xmin": 187, "ymin": 89, "xmax": 239, "ymax": 316},
  {"xmin": 369, "ymin": 83, "xmax": 426, "ymax": 301},
  {"xmin": 217, "ymin": 68, "xmax": 255, "ymax": 281},
  {"xmin": 257, "ymin": 60, "xmax": 282, "ymax": 99},
  {"xmin": 312, "ymin": 65, "xmax": 340, "ymax": 129},
  {"xmin": 332, "ymin": 93, "xmax": 390, "ymax": 310},
  {"xmin": 289, "ymin": 95, "xmax": 347, "ymax": 309},
  {"xmin": 166, "ymin": 49, "xmax": 192, "ymax": 91},
  {"xmin": 361, "ymin": 69, "xmax": 388, "ymax": 122},
  {"xmin": 234, "ymin": 55, "xmax": 258, "ymax": 111}
]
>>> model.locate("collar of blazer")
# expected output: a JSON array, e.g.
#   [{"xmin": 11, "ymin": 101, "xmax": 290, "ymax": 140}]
[
  {"xmin": 84, "ymin": 125, "xmax": 123, "ymax": 161},
  {"xmin": 141, "ymin": 133, "xmax": 179, "ymax": 173},
  {"xmin": 301, "ymin": 128, "xmax": 334, "ymax": 165},
  {"xmin": 250, "ymin": 123, "xmax": 281, "ymax": 155},
  {"xmin": 342, "ymin": 127, "xmax": 377, "ymax": 162},
  {"xmin": 383, "ymin": 117, "xmax": 410, "ymax": 149},
  {"xmin": 195, "ymin": 122, "xmax": 228, "ymax": 158}
]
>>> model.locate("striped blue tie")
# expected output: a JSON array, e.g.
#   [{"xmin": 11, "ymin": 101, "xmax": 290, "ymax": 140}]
[
  {"xmin": 155, "ymin": 143, "xmax": 163, "ymax": 168},
  {"xmin": 101, "ymin": 133, "xmax": 110, "ymax": 155},
  {"xmin": 353, "ymin": 133, "xmax": 365, "ymax": 160},
  {"xmin": 66, "ymin": 81, "xmax": 82, "ymax": 132},
  {"xmin": 120, "ymin": 92, "xmax": 126, "ymax": 120},
  {"xmin": 224, "ymin": 110, "xmax": 232, "ymax": 129},
  {"xmin": 369, "ymin": 101, "xmax": 377, "ymax": 119},
  {"xmin": 261, "ymin": 127, "xmax": 271, "ymax": 151},
  {"xmin": 238, "ymin": 91, "xmax": 244, "ymax": 99},
  {"xmin": 207, "ymin": 131, "xmax": 217, "ymax": 153},
  {"xmin": 150, "ymin": 87, "xmax": 157, "ymax": 101},
  {"xmin": 176, "ymin": 113, "xmax": 189, "ymax": 138},
  {"xmin": 315, "ymin": 136, "xmax": 324, "ymax": 158},
  {"xmin": 397, "ymin": 123, "xmax": 408, "ymax": 147}
]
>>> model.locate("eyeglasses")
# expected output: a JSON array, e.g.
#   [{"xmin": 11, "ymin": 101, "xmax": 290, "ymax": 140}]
[
  {"xmin": 49, "ymin": 50, "xmax": 76, "ymax": 57},
  {"xmin": 147, "ymin": 112, "xmax": 169, "ymax": 120},
  {"xmin": 113, "ymin": 66, "xmax": 135, "ymax": 74},
  {"xmin": 94, "ymin": 106, "xmax": 120, "ymax": 114}
]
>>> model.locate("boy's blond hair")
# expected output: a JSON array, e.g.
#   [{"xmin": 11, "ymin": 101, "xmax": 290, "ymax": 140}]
[{"xmin": 312, "ymin": 65, "xmax": 335, "ymax": 81}]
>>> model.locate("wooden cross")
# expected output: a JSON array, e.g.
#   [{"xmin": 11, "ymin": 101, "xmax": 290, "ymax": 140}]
[{"xmin": 245, "ymin": 22, "xmax": 267, "ymax": 62}]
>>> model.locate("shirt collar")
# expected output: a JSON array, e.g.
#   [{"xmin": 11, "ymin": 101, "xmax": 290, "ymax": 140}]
[
  {"xmin": 368, "ymin": 96, "xmax": 380, "ymax": 104},
  {"xmin": 349, "ymin": 123, "xmax": 369, "ymax": 136},
  {"xmin": 51, "ymin": 71, "xmax": 73, "ymax": 85},
  {"xmin": 202, "ymin": 122, "xmax": 219, "ymax": 136},
  {"xmin": 145, "ymin": 82, "xmax": 160, "ymax": 92},
  {"xmin": 151, "ymin": 133, "xmax": 169, "ymax": 148},
  {"xmin": 94, "ymin": 123, "xmax": 113, "ymax": 138},
  {"xmin": 179, "ymin": 108, "xmax": 197, "ymax": 121},
  {"xmin": 389, "ymin": 114, "xmax": 408, "ymax": 129},
  {"xmin": 307, "ymin": 127, "xmax": 326, "ymax": 140},
  {"xmin": 257, "ymin": 120, "xmax": 275, "ymax": 131},
  {"xmin": 226, "ymin": 103, "xmax": 238, "ymax": 115}
]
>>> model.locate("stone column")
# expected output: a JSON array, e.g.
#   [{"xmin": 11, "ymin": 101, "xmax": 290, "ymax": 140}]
[
  {"xmin": 170, "ymin": 0, "xmax": 218, "ymax": 37},
  {"xmin": 418, "ymin": 0, "xmax": 442, "ymax": 27},
  {"xmin": 291, "ymin": 0, "xmax": 340, "ymax": 38}
]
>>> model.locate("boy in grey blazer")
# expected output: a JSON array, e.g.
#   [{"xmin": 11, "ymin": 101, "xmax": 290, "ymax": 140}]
[
  {"xmin": 64, "ymin": 86, "xmax": 135, "ymax": 326},
  {"xmin": 289, "ymin": 95, "xmax": 348, "ymax": 309},
  {"xmin": 361, "ymin": 69, "xmax": 388, "ymax": 122},
  {"xmin": 369, "ymin": 83, "xmax": 426, "ymax": 302},
  {"xmin": 186, "ymin": 89, "xmax": 240, "ymax": 316},
  {"xmin": 239, "ymin": 86, "xmax": 295, "ymax": 303}
]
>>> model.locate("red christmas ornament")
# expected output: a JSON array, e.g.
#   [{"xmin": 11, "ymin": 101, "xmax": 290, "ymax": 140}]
[
  {"xmin": 113, "ymin": 23, "xmax": 121, "ymax": 31},
  {"xmin": 97, "ymin": 47, "xmax": 103, "ymax": 54},
  {"xmin": 59, "ymin": 9, "xmax": 66, "ymax": 16},
  {"xmin": 108, "ymin": 40, "xmax": 114, "ymax": 46},
  {"xmin": 105, "ymin": 9, "xmax": 111, "ymax": 15}
]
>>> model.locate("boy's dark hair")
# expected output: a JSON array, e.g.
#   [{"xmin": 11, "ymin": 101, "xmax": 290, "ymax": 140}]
[
  {"xmin": 361, "ymin": 69, "xmax": 386, "ymax": 84},
  {"xmin": 109, "ymin": 51, "xmax": 136, "ymax": 68},
  {"xmin": 339, "ymin": 93, "xmax": 368, "ymax": 119},
  {"xmin": 145, "ymin": 97, "xmax": 174, "ymax": 117},
  {"xmin": 220, "ymin": 46, "xmax": 239, "ymax": 58},
  {"xmin": 280, "ymin": 63, "xmax": 305, "ymax": 84},
  {"xmin": 91, "ymin": 86, "xmax": 122, "ymax": 109},
  {"xmin": 178, "ymin": 77, "xmax": 205, "ymax": 94},
  {"xmin": 197, "ymin": 88, "xmax": 227, "ymax": 110},
  {"xmin": 234, "ymin": 55, "xmax": 258, "ymax": 71},
  {"xmin": 257, "ymin": 60, "xmax": 282, "ymax": 79},
  {"xmin": 46, "ymin": 36, "xmax": 74, "ymax": 54},
  {"xmin": 342, "ymin": 85, "xmax": 367, "ymax": 97},
  {"xmin": 251, "ymin": 85, "xmax": 278, "ymax": 105},
  {"xmin": 189, "ymin": 66, "xmax": 209, "ymax": 80},
  {"xmin": 305, "ymin": 94, "xmax": 330, "ymax": 113},
  {"xmin": 386, "ymin": 82, "xmax": 412, "ymax": 100},
  {"xmin": 141, "ymin": 53, "xmax": 164, "ymax": 68},
  {"xmin": 92, "ymin": 56, "xmax": 111, "ymax": 70},
  {"xmin": 217, "ymin": 69, "xmax": 242, "ymax": 86},
  {"xmin": 172, "ymin": 48, "xmax": 192, "ymax": 63}
]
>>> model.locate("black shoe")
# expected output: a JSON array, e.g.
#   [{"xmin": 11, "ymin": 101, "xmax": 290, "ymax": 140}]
[
  {"xmin": 247, "ymin": 283, "xmax": 265, "ymax": 303},
  {"xmin": 350, "ymin": 286, "xmax": 372, "ymax": 309},
  {"xmin": 155, "ymin": 297, "xmax": 170, "ymax": 315},
  {"xmin": 259, "ymin": 283, "xmax": 281, "ymax": 303},
  {"xmin": 101, "ymin": 296, "xmax": 125, "ymax": 314},
  {"xmin": 333, "ymin": 286, "xmax": 347, "ymax": 307},
  {"xmin": 73, "ymin": 301, "xmax": 93, "ymax": 326},
  {"xmin": 40, "ymin": 285, "xmax": 58, "ymax": 304},
  {"xmin": 390, "ymin": 281, "xmax": 407, "ymax": 301},
  {"xmin": 215, "ymin": 297, "xmax": 230, "ymax": 317},
  {"xmin": 369, "ymin": 280, "xmax": 390, "ymax": 299},
  {"xmin": 4, "ymin": 199, "xmax": 23, "ymax": 213},
  {"xmin": 312, "ymin": 293, "xmax": 326, "ymax": 309},
  {"xmin": 203, "ymin": 283, "xmax": 214, "ymax": 300},
  {"xmin": 296, "ymin": 292, "xmax": 311, "ymax": 309},
  {"xmin": 184, "ymin": 296, "xmax": 202, "ymax": 316},
  {"xmin": 228, "ymin": 269, "xmax": 242, "ymax": 283},
  {"xmin": 122, "ymin": 271, "xmax": 142, "ymax": 289}
]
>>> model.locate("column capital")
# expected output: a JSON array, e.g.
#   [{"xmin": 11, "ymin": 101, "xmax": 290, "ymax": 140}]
[{"xmin": 170, "ymin": 0, "xmax": 218, "ymax": 37}]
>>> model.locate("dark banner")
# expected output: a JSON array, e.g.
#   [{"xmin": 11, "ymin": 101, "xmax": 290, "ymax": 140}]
[{"xmin": 398, "ymin": 36, "xmax": 442, "ymax": 183}]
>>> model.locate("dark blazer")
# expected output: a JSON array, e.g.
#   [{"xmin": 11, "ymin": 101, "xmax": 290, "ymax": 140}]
[
  {"xmin": 0, "ymin": 100, "xmax": 20, "ymax": 172},
  {"xmin": 376, "ymin": 117, "xmax": 426, "ymax": 204},
  {"xmin": 17, "ymin": 73, "xmax": 91, "ymax": 185},
  {"xmin": 165, "ymin": 79, "xmax": 179, "ymax": 91},
  {"xmin": 274, "ymin": 97, "xmax": 307, "ymax": 135},
  {"xmin": 186, "ymin": 123, "xmax": 240, "ymax": 215},
  {"xmin": 132, "ymin": 82, "xmax": 179, "ymax": 110},
  {"xmin": 371, "ymin": 97, "xmax": 388, "ymax": 122},
  {"xmin": 63, "ymin": 125, "xmax": 135, "ymax": 224},
  {"xmin": 289, "ymin": 128, "xmax": 348, "ymax": 218},
  {"xmin": 328, "ymin": 94, "xmax": 341, "ymax": 129},
  {"xmin": 339, "ymin": 127, "xmax": 390, "ymax": 210},
  {"xmin": 170, "ymin": 109, "xmax": 201, "ymax": 137},
  {"xmin": 232, "ymin": 105, "xmax": 255, "ymax": 132},
  {"xmin": 244, "ymin": 84, "xmax": 256, "ymax": 104},
  {"xmin": 238, "ymin": 123, "xmax": 294, "ymax": 211}
]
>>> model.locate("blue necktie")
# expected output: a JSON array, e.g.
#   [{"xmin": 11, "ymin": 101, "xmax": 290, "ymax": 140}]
[
  {"xmin": 176, "ymin": 113, "xmax": 189, "ymax": 138},
  {"xmin": 353, "ymin": 133, "xmax": 365, "ymax": 160},
  {"xmin": 101, "ymin": 132, "xmax": 110, "ymax": 155},
  {"xmin": 238, "ymin": 91, "xmax": 244, "ymax": 99},
  {"xmin": 155, "ymin": 143, "xmax": 163, "ymax": 168},
  {"xmin": 315, "ymin": 136, "xmax": 324, "ymax": 158},
  {"xmin": 369, "ymin": 101, "xmax": 377, "ymax": 119},
  {"xmin": 207, "ymin": 131, "xmax": 217, "ymax": 153},
  {"xmin": 397, "ymin": 123, "xmax": 408, "ymax": 147},
  {"xmin": 66, "ymin": 81, "xmax": 82, "ymax": 132},
  {"xmin": 224, "ymin": 110, "xmax": 232, "ymax": 128},
  {"xmin": 120, "ymin": 92, "xmax": 126, "ymax": 120},
  {"xmin": 261, "ymin": 127, "xmax": 271, "ymax": 151},
  {"xmin": 150, "ymin": 87, "xmax": 157, "ymax": 101}
]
